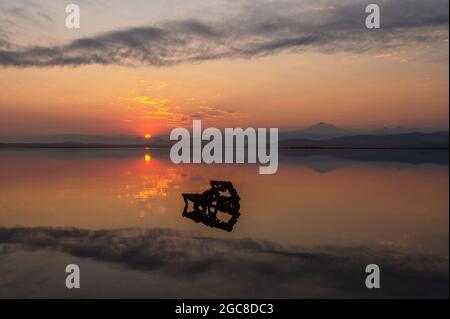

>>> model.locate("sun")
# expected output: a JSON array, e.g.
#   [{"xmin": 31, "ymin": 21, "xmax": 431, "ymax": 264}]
[{"xmin": 144, "ymin": 133, "xmax": 152, "ymax": 139}]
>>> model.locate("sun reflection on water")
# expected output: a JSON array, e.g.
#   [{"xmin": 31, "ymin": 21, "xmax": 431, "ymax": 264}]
[
  {"xmin": 144, "ymin": 153, "xmax": 151, "ymax": 164},
  {"xmin": 120, "ymin": 159, "xmax": 186, "ymax": 217}
]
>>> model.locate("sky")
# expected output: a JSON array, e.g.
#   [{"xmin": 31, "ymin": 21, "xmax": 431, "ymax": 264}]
[{"xmin": 0, "ymin": 0, "xmax": 448, "ymax": 137}]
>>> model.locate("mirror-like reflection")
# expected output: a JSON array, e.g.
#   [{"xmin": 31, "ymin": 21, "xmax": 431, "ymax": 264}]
[
  {"xmin": 0, "ymin": 226, "xmax": 448, "ymax": 298},
  {"xmin": 0, "ymin": 148, "xmax": 448, "ymax": 298}
]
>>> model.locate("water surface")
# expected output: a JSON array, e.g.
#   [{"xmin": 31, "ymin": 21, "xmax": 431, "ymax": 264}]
[{"xmin": 0, "ymin": 149, "xmax": 448, "ymax": 298}]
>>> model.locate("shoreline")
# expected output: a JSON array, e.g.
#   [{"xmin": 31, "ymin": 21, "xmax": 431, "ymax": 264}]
[{"xmin": 0, "ymin": 144, "xmax": 448, "ymax": 150}]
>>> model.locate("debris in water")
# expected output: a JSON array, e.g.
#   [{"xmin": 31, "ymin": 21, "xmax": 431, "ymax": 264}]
[{"xmin": 182, "ymin": 181, "xmax": 240, "ymax": 232}]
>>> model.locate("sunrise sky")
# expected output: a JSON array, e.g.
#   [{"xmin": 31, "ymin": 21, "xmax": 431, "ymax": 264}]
[{"xmin": 0, "ymin": 0, "xmax": 448, "ymax": 137}]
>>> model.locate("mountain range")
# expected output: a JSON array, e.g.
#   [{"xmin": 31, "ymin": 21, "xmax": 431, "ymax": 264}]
[
  {"xmin": 0, "ymin": 123, "xmax": 448, "ymax": 149},
  {"xmin": 279, "ymin": 122, "xmax": 434, "ymax": 140},
  {"xmin": 279, "ymin": 131, "xmax": 448, "ymax": 149}
]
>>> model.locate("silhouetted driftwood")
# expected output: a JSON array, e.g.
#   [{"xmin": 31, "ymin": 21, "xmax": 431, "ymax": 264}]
[{"xmin": 182, "ymin": 181, "xmax": 240, "ymax": 232}]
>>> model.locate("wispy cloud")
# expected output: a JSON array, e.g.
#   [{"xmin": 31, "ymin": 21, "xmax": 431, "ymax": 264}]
[
  {"xmin": 0, "ymin": 0, "xmax": 447, "ymax": 67},
  {"xmin": 191, "ymin": 105, "xmax": 237, "ymax": 119},
  {"xmin": 0, "ymin": 1, "xmax": 53, "ymax": 45}
]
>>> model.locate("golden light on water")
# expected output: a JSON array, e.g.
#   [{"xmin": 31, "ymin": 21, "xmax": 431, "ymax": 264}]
[{"xmin": 145, "ymin": 154, "xmax": 151, "ymax": 163}]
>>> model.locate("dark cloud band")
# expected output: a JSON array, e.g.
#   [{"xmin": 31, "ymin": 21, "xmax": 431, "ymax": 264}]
[{"xmin": 0, "ymin": 0, "xmax": 448, "ymax": 67}]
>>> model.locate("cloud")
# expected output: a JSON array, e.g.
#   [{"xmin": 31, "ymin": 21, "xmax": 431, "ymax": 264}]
[
  {"xmin": 0, "ymin": 0, "xmax": 448, "ymax": 67},
  {"xmin": 0, "ymin": 1, "xmax": 53, "ymax": 43},
  {"xmin": 133, "ymin": 96, "xmax": 169, "ymax": 107},
  {"xmin": 0, "ymin": 227, "xmax": 448, "ymax": 298},
  {"xmin": 191, "ymin": 105, "xmax": 237, "ymax": 119}
]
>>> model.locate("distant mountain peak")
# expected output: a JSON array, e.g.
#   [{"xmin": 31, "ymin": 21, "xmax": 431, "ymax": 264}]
[
  {"xmin": 310, "ymin": 122, "xmax": 338, "ymax": 128},
  {"xmin": 303, "ymin": 122, "xmax": 347, "ymax": 136}
]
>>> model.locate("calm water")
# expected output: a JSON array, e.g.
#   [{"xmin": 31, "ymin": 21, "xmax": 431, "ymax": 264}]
[{"xmin": 0, "ymin": 149, "xmax": 448, "ymax": 298}]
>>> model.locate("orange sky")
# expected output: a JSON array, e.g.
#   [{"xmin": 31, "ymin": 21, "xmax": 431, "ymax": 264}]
[{"xmin": 0, "ymin": 0, "xmax": 448, "ymax": 137}]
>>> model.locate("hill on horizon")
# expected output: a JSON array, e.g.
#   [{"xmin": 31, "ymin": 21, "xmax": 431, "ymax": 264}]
[
  {"xmin": 0, "ymin": 123, "xmax": 448, "ymax": 148},
  {"xmin": 279, "ymin": 131, "xmax": 449, "ymax": 149},
  {"xmin": 302, "ymin": 122, "xmax": 348, "ymax": 136}
]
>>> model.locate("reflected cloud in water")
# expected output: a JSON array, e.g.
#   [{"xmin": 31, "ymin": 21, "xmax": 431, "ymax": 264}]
[
  {"xmin": 125, "ymin": 164, "xmax": 185, "ymax": 217},
  {"xmin": 0, "ymin": 227, "xmax": 447, "ymax": 298}
]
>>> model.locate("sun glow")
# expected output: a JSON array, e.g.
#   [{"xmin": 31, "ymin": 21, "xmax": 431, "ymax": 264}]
[{"xmin": 145, "ymin": 133, "xmax": 152, "ymax": 139}]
